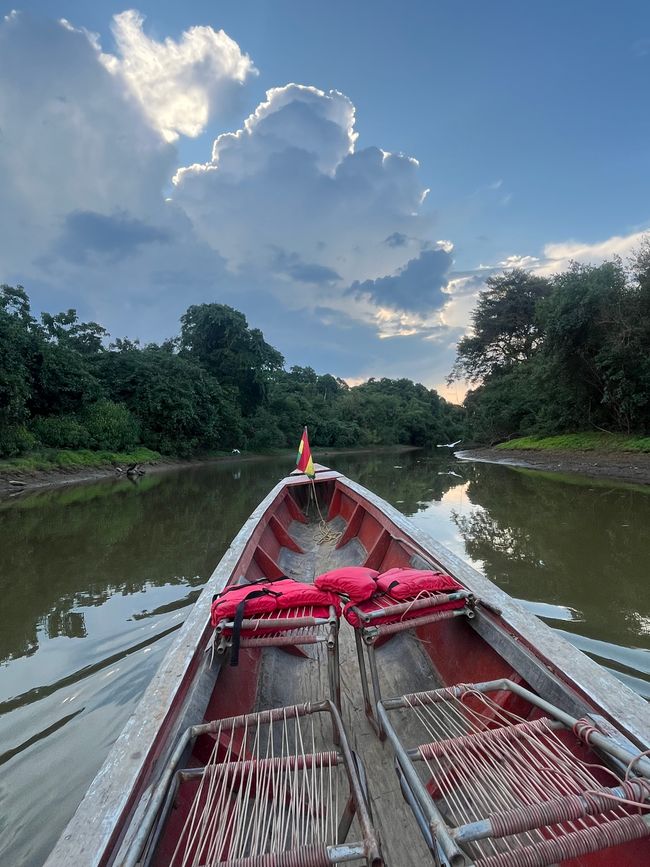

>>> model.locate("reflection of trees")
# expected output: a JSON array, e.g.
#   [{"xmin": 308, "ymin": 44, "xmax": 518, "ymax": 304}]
[
  {"xmin": 452, "ymin": 464, "xmax": 650, "ymax": 646},
  {"xmin": 334, "ymin": 451, "xmax": 464, "ymax": 516},
  {"xmin": 0, "ymin": 460, "xmax": 285, "ymax": 665},
  {"xmin": 455, "ymin": 510, "xmax": 543, "ymax": 567}
]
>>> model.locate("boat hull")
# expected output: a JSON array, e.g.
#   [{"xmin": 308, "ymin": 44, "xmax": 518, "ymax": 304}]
[{"xmin": 45, "ymin": 468, "xmax": 650, "ymax": 867}]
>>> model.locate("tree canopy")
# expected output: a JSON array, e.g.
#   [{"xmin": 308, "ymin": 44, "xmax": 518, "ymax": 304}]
[
  {"xmin": 450, "ymin": 248, "xmax": 650, "ymax": 444},
  {"xmin": 0, "ymin": 286, "xmax": 463, "ymax": 459},
  {"xmin": 449, "ymin": 270, "xmax": 551, "ymax": 383}
]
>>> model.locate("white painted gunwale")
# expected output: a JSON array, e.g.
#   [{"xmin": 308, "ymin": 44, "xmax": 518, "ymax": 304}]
[{"xmin": 44, "ymin": 469, "xmax": 649, "ymax": 866}]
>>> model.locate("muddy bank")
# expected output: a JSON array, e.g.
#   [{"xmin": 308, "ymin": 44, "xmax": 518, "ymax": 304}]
[
  {"xmin": 0, "ymin": 445, "xmax": 418, "ymax": 499},
  {"xmin": 456, "ymin": 448, "xmax": 650, "ymax": 486},
  {"xmin": 0, "ymin": 456, "xmax": 243, "ymax": 498}
]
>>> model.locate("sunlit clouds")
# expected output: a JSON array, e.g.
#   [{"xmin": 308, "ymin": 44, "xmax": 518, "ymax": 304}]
[
  {"xmin": 1, "ymin": 8, "xmax": 647, "ymax": 394},
  {"xmin": 99, "ymin": 10, "xmax": 257, "ymax": 142}
]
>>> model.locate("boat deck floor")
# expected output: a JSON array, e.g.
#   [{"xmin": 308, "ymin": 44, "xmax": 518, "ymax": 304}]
[{"xmin": 253, "ymin": 517, "xmax": 439, "ymax": 866}]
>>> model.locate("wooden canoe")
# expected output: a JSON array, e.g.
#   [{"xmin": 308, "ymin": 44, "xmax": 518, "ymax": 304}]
[{"xmin": 44, "ymin": 466, "xmax": 650, "ymax": 867}]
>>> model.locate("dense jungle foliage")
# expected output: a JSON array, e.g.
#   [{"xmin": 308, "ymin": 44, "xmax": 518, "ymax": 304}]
[
  {"xmin": 0, "ymin": 286, "xmax": 463, "ymax": 459},
  {"xmin": 450, "ymin": 242, "xmax": 650, "ymax": 444}
]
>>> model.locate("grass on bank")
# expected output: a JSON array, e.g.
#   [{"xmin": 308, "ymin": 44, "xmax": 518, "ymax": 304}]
[
  {"xmin": 496, "ymin": 433, "xmax": 650, "ymax": 453},
  {"xmin": 0, "ymin": 442, "xmax": 417, "ymax": 477},
  {"xmin": 0, "ymin": 447, "xmax": 162, "ymax": 474}
]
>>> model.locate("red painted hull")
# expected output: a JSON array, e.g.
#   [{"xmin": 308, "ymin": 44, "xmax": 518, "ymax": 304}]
[{"xmin": 45, "ymin": 468, "xmax": 650, "ymax": 867}]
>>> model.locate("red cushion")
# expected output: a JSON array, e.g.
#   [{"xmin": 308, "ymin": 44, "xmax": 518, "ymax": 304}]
[
  {"xmin": 375, "ymin": 568, "xmax": 463, "ymax": 600},
  {"xmin": 314, "ymin": 566, "xmax": 379, "ymax": 602},
  {"xmin": 210, "ymin": 582, "xmax": 280, "ymax": 626},
  {"xmin": 211, "ymin": 577, "xmax": 340, "ymax": 627}
]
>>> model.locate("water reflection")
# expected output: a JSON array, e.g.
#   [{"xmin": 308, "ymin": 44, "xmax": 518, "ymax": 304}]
[
  {"xmin": 450, "ymin": 463, "xmax": 650, "ymax": 650},
  {"xmin": 331, "ymin": 452, "xmax": 462, "ymax": 516},
  {"xmin": 0, "ymin": 464, "xmax": 278, "ymax": 668},
  {"xmin": 0, "ymin": 451, "xmax": 648, "ymax": 867}
]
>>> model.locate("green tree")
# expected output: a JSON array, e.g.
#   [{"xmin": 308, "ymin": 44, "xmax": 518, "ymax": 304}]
[
  {"xmin": 94, "ymin": 346, "xmax": 242, "ymax": 455},
  {"xmin": 542, "ymin": 260, "xmax": 642, "ymax": 432},
  {"xmin": 449, "ymin": 270, "xmax": 551, "ymax": 383},
  {"xmin": 0, "ymin": 285, "xmax": 39, "ymax": 456},
  {"xmin": 180, "ymin": 304, "xmax": 284, "ymax": 414},
  {"xmin": 41, "ymin": 309, "xmax": 108, "ymax": 355}
]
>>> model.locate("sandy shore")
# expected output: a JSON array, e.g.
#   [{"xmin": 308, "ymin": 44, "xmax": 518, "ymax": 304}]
[{"xmin": 456, "ymin": 448, "xmax": 650, "ymax": 486}]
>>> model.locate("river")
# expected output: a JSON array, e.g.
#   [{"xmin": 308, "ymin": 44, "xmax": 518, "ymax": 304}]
[{"xmin": 0, "ymin": 451, "xmax": 648, "ymax": 866}]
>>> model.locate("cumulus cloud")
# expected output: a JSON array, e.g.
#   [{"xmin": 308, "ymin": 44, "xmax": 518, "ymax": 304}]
[
  {"xmin": 0, "ymin": 11, "xmax": 174, "ymax": 273},
  {"xmin": 0, "ymin": 10, "xmax": 511, "ymax": 394},
  {"xmin": 348, "ymin": 247, "xmax": 453, "ymax": 312},
  {"xmin": 100, "ymin": 10, "xmax": 257, "ymax": 142},
  {"xmin": 172, "ymin": 84, "xmax": 432, "ymax": 289},
  {"xmin": 53, "ymin": 211, "xmax": 171, "ymax": 263}
]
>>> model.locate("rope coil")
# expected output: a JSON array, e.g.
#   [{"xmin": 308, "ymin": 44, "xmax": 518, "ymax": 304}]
[{"xmin": 308, "ymin": 480, "xmax": 341, "ymax": 545}]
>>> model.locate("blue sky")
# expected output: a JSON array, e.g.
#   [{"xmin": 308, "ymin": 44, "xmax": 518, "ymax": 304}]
[{"xmin": 1, "ymin": 1, "xmax": 649, "ymax": 398}]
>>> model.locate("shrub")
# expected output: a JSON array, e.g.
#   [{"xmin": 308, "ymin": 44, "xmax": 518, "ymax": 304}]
[
  {"xmin": 0, "ymin": 424, "xmax": 37, "ymax": 457},
  {"xmin": 32, "ymin": 415, "xmax": 91, "ymax": 449},
  {"xmin": 80, "ymin": 400, "xmax": 139, "ymax": 451}
]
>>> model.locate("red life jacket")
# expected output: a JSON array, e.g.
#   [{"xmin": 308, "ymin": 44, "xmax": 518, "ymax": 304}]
[
  {"xmin": 210, "ymin": 577, "xmax": 340, "ymax": 627},
  {"xmin": 211, "ymin": 576, "xmax": 340, "ymax": 667},
  {"xmin": 314, "ymin": 566, "xmax": 378, "ymax": 602},
  {"xmin": 344, "ymin": 568, "xmax": 465, "ymax": 628},
  {"xmin": 375, "ymin": 568, "xmax": 463, "ymax": 600},
  {"xmin": 210, "ymin": 578, "xmax": 285, "ymax": 627}
]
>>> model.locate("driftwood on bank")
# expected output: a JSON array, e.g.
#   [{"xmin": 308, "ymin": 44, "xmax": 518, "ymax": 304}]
[{"xmin": 114, "ymin": 464, "xmax": 146, "ymax": 477}]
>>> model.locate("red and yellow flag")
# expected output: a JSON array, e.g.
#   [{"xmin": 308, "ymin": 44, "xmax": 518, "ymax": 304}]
[{"xmin": 296, "ymin": 426, "xmax": 315, "ymax": 478}]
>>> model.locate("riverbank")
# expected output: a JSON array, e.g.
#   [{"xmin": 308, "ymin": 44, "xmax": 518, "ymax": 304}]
[
  {"xmin": 457, "ymin": 442, "xmax": 650, "ymax": 486},
  {"xmin": 0, "ymin": 444, "xmax": 419, "ymax": 498}
]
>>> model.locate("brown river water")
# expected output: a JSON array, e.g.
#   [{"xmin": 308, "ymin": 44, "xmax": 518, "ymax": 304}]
[{"xmin": 0, "ymin": 452, "xmax": 648, "ymax": 866}]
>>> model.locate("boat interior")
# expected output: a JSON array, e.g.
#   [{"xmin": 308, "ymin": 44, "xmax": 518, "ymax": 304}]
[{"xmin": 133, "ymin": 473, "xmax": 649, "ymax": 867}]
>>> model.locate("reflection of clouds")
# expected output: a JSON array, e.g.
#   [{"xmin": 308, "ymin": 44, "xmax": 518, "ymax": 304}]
[{"xmin": 440, "ymin": 481, "xmax": 469, "ymax": 507}]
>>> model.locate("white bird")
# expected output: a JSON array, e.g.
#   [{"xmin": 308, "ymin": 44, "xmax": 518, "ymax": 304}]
[
  {"xmin": 231, "ymin": 448, "xmax": 241, "ymax": 454},
  {"xmin": 436, "ymin": 439, "xmax": 462, "ymax": 448}
]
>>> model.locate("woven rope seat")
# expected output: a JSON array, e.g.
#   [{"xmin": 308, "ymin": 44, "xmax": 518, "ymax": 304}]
[
  {"xmin": 377, "ymin": 680, "xmax": 650, "ymax": 867},
  {"xmin": 162, "ymin": 701, "xmax": 383, "ymax": 867}
]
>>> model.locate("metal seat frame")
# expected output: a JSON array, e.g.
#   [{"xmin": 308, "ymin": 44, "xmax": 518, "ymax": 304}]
[
  {"xmin": 377, "ymin": 678, "xmax": 650, "ymax": 867},
  {"xmin": 215, "ymin": 604, "xmax": 341, "ymax": 710},
  {"xmin": 347, "ymin": 591, "xmax": 475, "ymax": 737},
  {"xmin": 129, "ymin": 700, "xmax": 384, "ymax": 867}
]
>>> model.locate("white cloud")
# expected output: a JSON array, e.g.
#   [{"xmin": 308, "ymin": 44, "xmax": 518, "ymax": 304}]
[
  {"xmin": 0, "ymin": 11, "xmax": 465, "ymax": 392},
  {"xmin": 100, "ymin": 10, "xmax": 257, "ymax": 142},
  {"xmin": 16, "ymin": 10, "xmax": 648, "ymax": 398},
  {"xmin": 172, "ymin": 84, "xmax": 432, "ymax": 290},
  {"xmin": 499, "ymin": 254, "xmax": 540, "ymax": 269},
  {"xmin": 538, "ymin": 230, "xmax": 649, "ymax": 274},
  {"xmin": 0, "ymin": 11, "xmax": 174, "ymax": 276}
]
